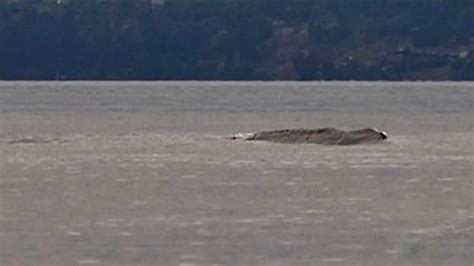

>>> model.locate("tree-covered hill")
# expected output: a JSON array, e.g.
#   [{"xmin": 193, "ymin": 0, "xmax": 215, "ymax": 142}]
[{"xmin": 1, "ymin": 0, "xmax": 473, "ymax": 80}]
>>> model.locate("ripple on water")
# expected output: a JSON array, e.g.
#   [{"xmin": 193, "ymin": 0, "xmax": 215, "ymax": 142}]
[
  {"xmin": 0, "ymin": 178, "xmax": 30, "ymax": 183},
  {"xmin": 78, "ymin": 259, "xmax": 100, "ymax": 264},
  {"xmin": 437, "ymin": 177, "xmax": 456, "ymax": 182},
  {"xmin": 190, "ymin": 241, "xmax": 207, "ymax": 246},
  {"xmin": 116, "ymin": 231, "xmax": 132, "ymax": 236},
  {"xmin": 181, "ymin": 174, "xmax": 198, "ymax": 179},
  {"xmin": 300, "ymin": 209, "xmax": 326, "ymax": 214},
  {"xmin": 321, "ymin": 258, "xmax": 346, "ymax": 262}
]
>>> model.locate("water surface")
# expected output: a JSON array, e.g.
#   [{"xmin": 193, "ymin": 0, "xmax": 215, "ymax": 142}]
[{"xmin": 1, "ymin": 81, "xmax": 473, "ymax": 265}]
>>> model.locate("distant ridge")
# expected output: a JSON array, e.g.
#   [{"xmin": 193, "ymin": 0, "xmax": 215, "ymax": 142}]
[{"xmin": 0, "ymin": 0, "xmax": 472, "ymax": 80}]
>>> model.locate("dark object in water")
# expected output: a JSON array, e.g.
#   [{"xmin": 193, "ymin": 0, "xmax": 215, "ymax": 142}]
[{"xmin": 230, "ymin": 128, "xmax": 388, "ymax": 145}]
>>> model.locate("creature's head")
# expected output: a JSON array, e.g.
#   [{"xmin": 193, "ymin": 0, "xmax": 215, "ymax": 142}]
[{"xmin": 372, "ymin": 128, "xmax": 388, "ymax": 139}]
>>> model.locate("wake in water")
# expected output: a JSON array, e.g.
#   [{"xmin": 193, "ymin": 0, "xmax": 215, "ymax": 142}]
[{"xmin": 230, "ymin": 127, "xmax": 388, "ymax": 145}]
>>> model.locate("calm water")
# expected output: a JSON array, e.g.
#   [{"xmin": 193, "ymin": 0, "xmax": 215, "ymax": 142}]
[
  {"xmin": 1, "ymin": 81, "xmax": 472, "ymax": 114},
  {"xmin": 0, "ymin": 81, "xmax": 473, "ymax": 265}
]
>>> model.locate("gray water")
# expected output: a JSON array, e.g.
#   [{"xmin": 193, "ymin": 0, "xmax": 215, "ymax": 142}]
[
  {"xmin": 0, "ymin": 81, "xmax": 473, "ymax": 266},
  {"xmin": 1, "ymin": 81, "xmax": 472, "ymax": 114}
]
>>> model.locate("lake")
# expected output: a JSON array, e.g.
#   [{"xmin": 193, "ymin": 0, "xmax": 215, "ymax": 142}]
[{"xmin": 1, "ymin": 81, "xmax": 473, "ymax": 265}]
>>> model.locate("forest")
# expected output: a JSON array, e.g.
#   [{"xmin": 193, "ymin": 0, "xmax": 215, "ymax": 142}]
[{"xmin": 0, "ymin": 0, "xmax": 473, "ymax": 80}]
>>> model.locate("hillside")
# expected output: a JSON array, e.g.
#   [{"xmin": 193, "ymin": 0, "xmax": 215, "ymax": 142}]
[{"xmin": 0, "ymin": 0, "xmax": 473, "ymax": 80}]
